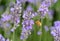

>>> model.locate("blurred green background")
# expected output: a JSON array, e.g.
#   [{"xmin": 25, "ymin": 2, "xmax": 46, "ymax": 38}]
[{"xmin": 0, "ymin": 0, "xmax": 60, "ymax": 41}]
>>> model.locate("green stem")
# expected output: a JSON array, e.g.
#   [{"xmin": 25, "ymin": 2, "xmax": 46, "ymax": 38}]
[
  {"xmin": 23, "ymin": 39, "xmax": 26, "ymax": 41},
  {"xmin": 13, "ymin": 31, "xmax": 15, "ymax": 41},
  {"xmin": 39, "ymin": 19, "xmax": 43, "ymax": 41},
  {"xmin": 12, "ymin": 24, "xmax": 15, "ymax": 41},
  {"xmin": 4, "ymin": 29, "xmax": 7, "ymax": 38},
  {"xmin": 4, "ymin": 28, "xmax": 8, "ymax": 38}
]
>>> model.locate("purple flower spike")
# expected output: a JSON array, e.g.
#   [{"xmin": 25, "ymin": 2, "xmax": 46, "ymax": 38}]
[
  {"xmin": 50, "ymin": 21, "xmax": 60, "ymax": 41},
  {"xmin": 20, "ymin": 19, "xmax": 34, "ymax": 40},
  {"xmin": 37, "ymin": 0, "xmax": 49, "ymax": 18},
  {"xmin": 54, "ymin": 21, "xmax": 60, "ymax": 27}
]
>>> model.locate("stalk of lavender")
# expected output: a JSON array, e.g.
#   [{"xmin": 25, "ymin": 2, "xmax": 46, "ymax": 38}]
[
  {"xmin": 50, "ymin": 21, "xmax": 60, "ymax": 41},
  {"xmin": 10, "ymin": 0, "xmax": 22, "ymax": 32},
  {"xmin": 0, "ymin": 0, "xmax": 22, "ymax": 41},
  {"xmin": 10, "ymin": 0, "xmax": 22, "ymax": 41},
  {"xmin": 37, "ymin": 0, "xmax": 57, "ymax": 19},
  {"xmin": 37, "ymin": 0, "xmax": 50, "ymax": 41},
  {"xmin": 0, "ymin": 9, "xmax": 13, "ymax": 41},
  {"xmin": 20, "ymin": 5, "xmax": 37, "ymax": 41},
  {"xmin": 37, "ymin": 0, "xmax": 57, "ymax": 41},
  {"xmin": 0, "ymin": 11, "xmax": 12, "ymax": 40}
]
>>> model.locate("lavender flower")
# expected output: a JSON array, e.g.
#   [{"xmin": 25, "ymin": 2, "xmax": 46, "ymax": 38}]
[
  {"xmin": 37, "ymin": 31, "xmax": 42, "ymax": 35},
  {"xmin": 20, "ymin": 19, "xmax": 34, "ymax": 40},
  {"xmin": 10, "ymin": 28, "xmax": 15, "ymax": 32},
  {"xmin": 10, "ymin": 3, "xmax": 22, "ymax": 25},
  {"xmin": 26, "ymin": 5, "xmax": 33, "ymax": 11},
  {"xmin": 44, "ymin": 26, "xmax": 49, "ymax": 32},
  {"xmin": 37, "ymin": 0, "xmax": 57, "ymax": 19},
  {"xmin": 1, "ymin": 13, "xmax": 12, "ymax": 22},
  {"xmin": 0, "ymin": 34, "xmax": 5, "ymax": 41},
  {"xmin": 9, "ymin": 1, "xmax": 22, "ymax": 30},
  {"xmin": 0, "ymin": 0, "xmax": 23, "ymax": 41},
  {"xmin": 0, "ymin": 19, "xmax": 11, "ymax": 29},
  {"xmin": 50, "ymin": 21, "xmax": 60, "ymax": 41},
  {"xmin": 16, "ymin": 0, "xmax": 22, "ymax": 4},
  {"xmin": 23, "ymin": 11, "xmax": 33, "ymax": 19},
  {"xmin": 20, "ymin": 5, "xmax": 37, "ymax": 40},
  {"xmin": 0, "ymin": 0, "xmax": 22, "ymax": 33},
  {"xmin": 23, "ymin": 6, "xmax": 37, "ymax": 19},
  {"xmin": 37, "ymin": 0, "xmax": 49, "ymax": 18},
  {"xmin": 54, "ymin": 21, "xmax": 60, "ymax": 27}
]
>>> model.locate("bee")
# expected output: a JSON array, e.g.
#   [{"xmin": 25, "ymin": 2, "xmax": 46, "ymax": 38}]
[{"xmin": 35, "ymin": 20, "xmax": 42, "ymax": 26}]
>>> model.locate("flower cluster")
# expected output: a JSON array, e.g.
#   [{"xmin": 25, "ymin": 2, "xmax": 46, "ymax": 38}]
[
  {"xmin": 37, "ymin": 0, "xmax": 57, "ymax": 18},
  {"xmin": 20, "ymin": 19, "xmax": 34, "ymax": 40},
  {"xmin": 37, "ymin": 1, "xmax": 49, "ymax": 18},
  {"xmin": 0, "ymin": 12, "xmax": 11, "ymax": 34},
  {"xmin": 10, "ymin": 1, "xmax": 22, "ymax": 32},
  {"xmin": 0, "ymin": 0, "xmax": 22, "ymax": 32},
  {"xmin": 20, "ymin": 5, "xmax": 36, "ymax": 40},
  {"xmin": 23, "ymin": 6, "xmax": 37, "ymax": 19},
  {"xmin": 50, "ymin": 21, "xmax": 60, "ymax": 41}
]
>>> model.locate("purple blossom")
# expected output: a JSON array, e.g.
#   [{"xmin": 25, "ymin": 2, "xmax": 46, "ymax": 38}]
[
  {"xmin": 10, "ymin": 28, "xmax": 15, "ymax": 32},
  {"xmin": 23, "ymin": 6, "xmax": 37, "ymax": 19},
  {"xmin": 44, "ymin": 26, "xmax": 49, "ymax": 32},
  {"xmin": 22, "ymin": 19, "xmax": 34, "ymax": 30},
  {"xmin": 37, "ymin": 31, "xmax": 42, "ymax": 35},
  {"xmin": 0, "ymin": 19, "xmax": 11, "ymax": 28},
  {"xmin": 54, "ymin": 21, "xmax": 60, "ymax": 27},
  {"xmin": 0, "ymin": 0, "xmax": 22, "ymax": 33},
  {"xmin": 50, "ymin": 21, "xmax": 60, "ymax": 41},
  {"xmin": 37, "ymin": 0, "xmax": 49, "ymax": 18},
  {"xmin": 37, "ymin": 0, "xmax": 57, "ymax": 19},
  {"xmin": 20, "ymin": 5, "xmax": 35, "ymax": 40},
  {"xmin": 16, "ymin": 0, "xmax": 22, "ymax": 4},
  {"xmin": 51, "ymin": 29, "xmax": 57, "ymax": 36},
  {"xmin": 22, "ymin": 11, "xmax": 29, "ymax": 19},
  {"xmin": 26, "ymin": 5, "xmax": 33, "ymax": 11},
  {"xmin": 23, "ymin": 10, "xmax": 35, "ymax": 19},
  {"xmin": 9, "ymin": 2, "xmax": 22, "ymax": 26},
  {"xmin": 20, "ymin": 19, "xmax": 34, "ymax": 40},
  {"xmin": 10, "ymin": 7, "xmax": 15, "ymax": 12},
  {"xmin": 1, "ymin": 13, "xmax": 12, "ymax": 22},
  {"xmin": 43, "ymin": 0, "xmax": 51, "ymax": 7},
  {"xmin": 0, "ymin": 34, "xmax": 5, "ymax": 41}
]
